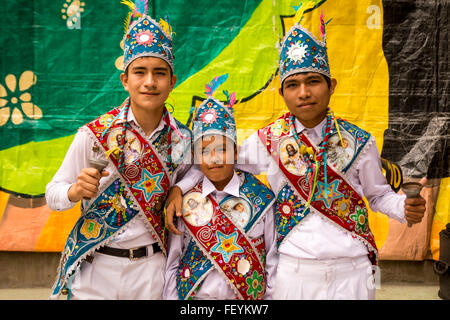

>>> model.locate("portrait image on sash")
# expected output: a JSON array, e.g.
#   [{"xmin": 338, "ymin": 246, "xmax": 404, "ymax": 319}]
[
  {"xmin": 325, "ymin": 130, "xmax": 355, "ymax": 171},
  {"xmin": 182, "ymin": 192, "xmax": 213, "ymax": 227},
  {"xmin": 220, "ymin": 197, "xmax": 252, "ymax": 229},
  {"xmin": 279, "ymin": 137, "xmax": 307, "ymax": 176}
]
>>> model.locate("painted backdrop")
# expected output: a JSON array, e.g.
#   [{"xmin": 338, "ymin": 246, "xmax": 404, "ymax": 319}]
[{"xmin": 0, "ymin": 0, "xmax": 448, "ymax": 260}]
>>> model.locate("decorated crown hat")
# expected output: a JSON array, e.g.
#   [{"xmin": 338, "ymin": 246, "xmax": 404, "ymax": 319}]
[
  {"xmin": 279, "ymin": 3, "xmax": 332, "ymax": 84},
  {"xmin": 122, "ymin": 0, "xmax": 175, "ymax": 72},
  {"xmin": 192, "ymin": 74, "xmax": 237, "ymax": 145}
]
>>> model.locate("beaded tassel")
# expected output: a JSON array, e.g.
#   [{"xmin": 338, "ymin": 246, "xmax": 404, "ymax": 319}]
[{"xmin": 289, "ymin": 108, "xmax": 334, "ymax": 212}]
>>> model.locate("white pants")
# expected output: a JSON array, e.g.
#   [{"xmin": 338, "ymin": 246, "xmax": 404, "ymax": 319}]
[
  {"xmin": 70, "ymin": 249, "xmax": 166, "ymax": 300},
  {"xmin": 273, "ymin": 254, "xmax": 376, "ymax": 300}
]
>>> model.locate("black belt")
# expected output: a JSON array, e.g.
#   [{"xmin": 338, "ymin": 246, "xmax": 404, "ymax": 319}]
[{"xmin": 95, "ymin": 243, "xmax": 161, "ymax": 260}]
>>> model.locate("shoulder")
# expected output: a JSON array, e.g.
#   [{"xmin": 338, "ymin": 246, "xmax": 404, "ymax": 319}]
[
  {"xmin": 172, "ymin": 116, "xmax": 192, "ymax": 138},
  {"xmin": 336, "ymin": 118, "xmax": 371, "ymax": 138},
  {"xmin": 239, "ymin": 171, "xmax": 275, "ymax": 199},
  {"xmin": 83, "ymin": 107, "xmax": 120, "ymax": 130}
]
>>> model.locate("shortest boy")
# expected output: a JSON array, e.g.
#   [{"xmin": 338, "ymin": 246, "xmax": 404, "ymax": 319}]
[{"xmin": 163, "ymin": 76, "xmax": 278, "ymax": 300}]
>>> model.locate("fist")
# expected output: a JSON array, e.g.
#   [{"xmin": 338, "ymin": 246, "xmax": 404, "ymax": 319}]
[
  {"xmin": 404, "ymin": 196, "xmax": 426, "ymax": 225},
  {"xmin": 68, "ymin": 168, "xmax": 109, "ymax": 202}
]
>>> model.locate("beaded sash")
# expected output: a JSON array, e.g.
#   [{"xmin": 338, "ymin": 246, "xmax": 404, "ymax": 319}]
[
  {"xmin": 177, "ymin": 172, "xmax": 274, "ymax": 299},
  {"xmin": 258, "ymin": 112, "xmax": 378, "ymax": 265}
]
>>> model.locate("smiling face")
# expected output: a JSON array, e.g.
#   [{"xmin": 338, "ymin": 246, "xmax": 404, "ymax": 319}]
[
  {"xmin": 195, "ymin": 135, "xmax": 236, "ymax": 191},
  {"xmin": 120, "ymin": 56, "xmax": 176, "ymax": 114},
  {"xmin": 280, "ymin": 72, "xmax": 337, "ymax": 128}
]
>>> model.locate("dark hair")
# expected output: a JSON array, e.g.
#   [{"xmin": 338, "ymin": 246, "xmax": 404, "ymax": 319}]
[{"xmin": 280, "ymin": 73, "xmax": 331, "ymax": 95}]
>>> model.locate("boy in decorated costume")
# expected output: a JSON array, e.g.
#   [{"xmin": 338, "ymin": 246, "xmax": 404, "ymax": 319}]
[
  {"xmin": 165, "ymin": 9, "xmax": 426, "ymax": 299},
  {"xmin": 46, "ymin": 2, "xmax": 192, "ymax": 300},
  {"xmin": 163, "ymin": 76, "xmax": 277, "ymax": 300}
]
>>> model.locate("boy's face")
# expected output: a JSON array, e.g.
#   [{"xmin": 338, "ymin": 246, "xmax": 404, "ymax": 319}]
[
  {"xmin": 280, "ymin": 72, "xmax": 337, "ymax": 128},
  {"xmin": 195, "ymin": 135, "xmax": 236, "ymax": 189},
  {"xmin": 120, "ymin": 57, "xmax": 176, "ymax": 113}
]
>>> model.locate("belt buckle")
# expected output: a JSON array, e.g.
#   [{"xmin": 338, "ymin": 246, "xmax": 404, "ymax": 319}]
[{"xmin": 129, "ymin": 247, "xmax": 141, "ymax": 261}]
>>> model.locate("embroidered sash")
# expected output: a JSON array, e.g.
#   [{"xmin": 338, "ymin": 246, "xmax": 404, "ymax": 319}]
[
  {"xmin": 177, "ymin": 172, "xmax": 274, "ymax": 300},
  {"xmin": 51, "ymin": 178, "xmax": 141, "ymax": 298},
  {"xmin": 258, "ymin": 112, "xmax": 378, "ymax": 265},
  {"xmin": 50, "ymin": 106, "xmax": 175, "ymax": 299},
  {"xmin": 86, "ymin": 107, "xmax": 171, "ymax": 252}
]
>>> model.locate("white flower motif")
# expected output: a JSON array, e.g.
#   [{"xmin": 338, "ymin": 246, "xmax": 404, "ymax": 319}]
[
  {"xmin": 287, "ymin": 42, "xmax": 308, "ymax": 63},
  {"xmin": 0, "ymin": 71, "xmax": 42, "ymax": 126}
]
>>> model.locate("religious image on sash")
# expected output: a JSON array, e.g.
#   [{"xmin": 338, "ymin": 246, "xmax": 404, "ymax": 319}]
[
  {"xmin": 182, "ymin": 192, "xmax": 213, "ymax": 227},
  {"xmin": 325, "ymin": 131, "xmax": 355, "ymax": 171},
  {"xmin": 279, "ymin": 137, "xmax": 307, "ymax": 176},
  {"xmin": 106, "ymin": 127, "xmax": 142, "ymax": 165},
  {"xmin": 220, "ymin": 197, "xmax": 252, "ymax": 229}
]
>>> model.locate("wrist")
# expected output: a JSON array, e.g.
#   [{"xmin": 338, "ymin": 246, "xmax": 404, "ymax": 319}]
[{"xmin": 67, "ymin": 184, "xmax": 81, "ymax": 203}]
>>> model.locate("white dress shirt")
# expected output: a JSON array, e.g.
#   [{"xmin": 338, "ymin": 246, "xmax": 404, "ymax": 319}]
[
  {"xmin": 177, "ymin": 117, "xmax": 406, "ymax": 260},
  {"xmin": 164, "ymin": 171, "xmax": 278, "ymax": 300},
  {"xmin": 45, "ymin": 107, "xmax": 191, "ymax": 249}
]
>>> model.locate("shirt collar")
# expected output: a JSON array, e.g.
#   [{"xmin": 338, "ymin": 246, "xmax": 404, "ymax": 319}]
[
  {"xmin": 202, "ymin": 171, "xmax": 241, "ymax": 198},
  {"xmin": 294, "ymin": 116, "xmax": 328, "ymax": 138},
  {"xmin": 115, "ymin": 104, "xmax": 179, "ymax": 139}
]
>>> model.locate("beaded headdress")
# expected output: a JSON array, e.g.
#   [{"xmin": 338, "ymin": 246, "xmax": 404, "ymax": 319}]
[
  {"xmin": 122, "ymin": 0, "xmax": 175, "ymax": 72},
  {"xmin": 192, "ymin": 74, "xmax": 237, "ymax": 145},
  {"xmin": 279, "ymin": 2, "xmax": 332, "ymax": 84}
]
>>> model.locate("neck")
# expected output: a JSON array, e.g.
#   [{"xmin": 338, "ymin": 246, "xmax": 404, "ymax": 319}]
[
  {"xmin": 212, "ymin": 174, "xmax": 234, "ymax": 191},
  {"xmin": 295, "ymin": 111, "xmax": 328, "ymax": 129},
  {"xmin": 130, "ymin": 103, "xmax": 165, "ymax": 136}
]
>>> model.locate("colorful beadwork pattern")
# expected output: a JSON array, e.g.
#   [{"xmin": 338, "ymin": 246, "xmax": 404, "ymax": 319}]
[
  {"xmin": 258, "ymin": 112, "xmax": 378, "ymax": 265},
  {"xmin": 275, "ymin": 184, "xmax": 310, "ymax": 247},
  {"xmin": 85, "ymin": 107, "xmax": 171, "ymax": 254},
  {"xmin": 51, "ymin": 179, "xmax": 139, "ymax": 296},
  {"xmin": 176, "ymin": 171, "xmax": 274, "ymax": 300}
]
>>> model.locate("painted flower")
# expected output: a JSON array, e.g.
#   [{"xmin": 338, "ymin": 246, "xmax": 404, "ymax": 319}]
[
  {"xmin": 246, "ymin": 270, "xmax": 263, "ymax": 299},
  {"xmin": 349, "ymin": 206, "xmax": 368, "ymax": 233},
  {"xmin": 0, "ymin": 71, "xmax": 42, "ymax": 126},
  {"xmin": 61, "ymin": 0, "xmax": 85, "ymax": 29}
]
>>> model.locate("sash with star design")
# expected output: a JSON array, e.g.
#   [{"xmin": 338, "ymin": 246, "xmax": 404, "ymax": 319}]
[
  {"xmin": 258, "ymin": 112, "xmax": 378, "ymax": 265},
  {"xmin": 50, "ymin": 102, "xmax": 191, "ymax": 299},
  {"xmin": 178, "ymin": 173, "xmax": 273, "ymax": 300},
  {"xmin": 85, "ymin": 107, "xmax": 171, "ymax": 254}
]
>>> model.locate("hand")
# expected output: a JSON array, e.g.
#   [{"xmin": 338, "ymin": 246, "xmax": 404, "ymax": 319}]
[
  {"xmin": 404, "ymin": 196, "xmax": 426, "ymax": 225},
  {"xmin": 165, "ymin": 186, "xmax": 183, "ymax": 235},
  {"xmin": 68, "ymin": 168, "xmax": 109, "ymax": 202}
]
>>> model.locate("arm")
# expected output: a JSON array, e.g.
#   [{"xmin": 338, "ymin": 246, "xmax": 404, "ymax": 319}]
[
  {"xmin": 166, "ymin": 166, "xmax": 203, "ymax": 234},
  {"xmin": 236, "ymin": 131, "xmax": 271, "ymax": 175},
  {"xmin": 358, "ymin": 140, "xmax": 425, "ymax": 224},
  {"xmin": 45, "ymin": 130, "xmax": 109, "ymax": 211},
  {"xmin": 163, "ymin": 219, "xmax": 185, "ymax": 300},
  {"xmin": 263, "ymin": 205, "xmax": 278, "ymax": 300}
]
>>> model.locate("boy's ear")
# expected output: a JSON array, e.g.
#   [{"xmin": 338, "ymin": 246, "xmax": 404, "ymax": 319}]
[
  {"xmin": 170, "ymin": 74, "xmax": 177, "ymax": 91},
  {"xmin": 329, "ymin": 78, "xmax": 337, "ymax": 94},
  {"xmin": 120, "ymin": 73, "xmax": 129, "ymax": 92}
]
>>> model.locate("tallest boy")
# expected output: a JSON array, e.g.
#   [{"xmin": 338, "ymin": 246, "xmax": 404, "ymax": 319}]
[
  {"xmin": 166, "ymin": 8, "xmax": 426, "ymax": 299},
  {"xmin": 47, "ymin": 2, "xmax": 191, "ymax": 299}
]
